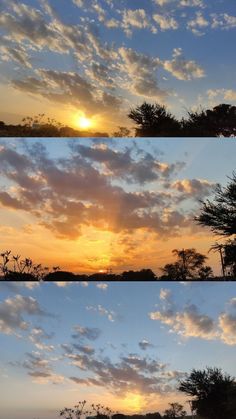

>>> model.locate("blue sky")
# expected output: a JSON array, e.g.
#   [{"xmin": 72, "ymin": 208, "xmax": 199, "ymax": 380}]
[
  {"xmin": 0, "ymin": 0, "xmax": 236, "ymax": 131},
  {"xmin": 1, "ymin": 281, "xmax": 236, "ymax": 419},
  {"xmin": 0, "ymin": 138, "xmax": 235, "ymax": 275}
]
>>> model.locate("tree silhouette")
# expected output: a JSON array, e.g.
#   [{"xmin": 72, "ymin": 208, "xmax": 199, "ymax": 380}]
[
  {"xmin": 195, "ymin": 172, "xmax": 236, "ymax": 237},
  {"xmin": 183, "ymin": 104, "xmax": 236, "ymax": 137},
  {"xmin": 178, "ymin": 367, "xmax": 236, "ymax": 419},
  {"xmin": 163, "ymin": 403, "xmax": 186, "ymax": 419},
  {"xmin": 128, "ymin": 102, "xmax": 181, "ymax": 137},
  {"xmin": 160, "ymin": 248, "xmax": 209, "ymax": 280}
]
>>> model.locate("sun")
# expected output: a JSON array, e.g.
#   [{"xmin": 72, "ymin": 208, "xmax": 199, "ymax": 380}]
[
  {"xmin": 121, "ymin": 393, "xmax": 146, "ymax": 413},
  {"xmin": 77, "ymin": 116, "xmax": 92, "ymax": 130}
]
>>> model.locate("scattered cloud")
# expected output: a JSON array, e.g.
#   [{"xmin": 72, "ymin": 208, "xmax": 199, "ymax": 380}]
[{"xmin": 0, "ymin": 295, "xmax": 51, "ymax": 336}]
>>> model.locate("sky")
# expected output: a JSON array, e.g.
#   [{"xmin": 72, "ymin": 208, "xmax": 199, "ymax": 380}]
[
  {"xmin": 1, "ymin": 281, "xmax": 236, "ymax": 419},
  {"xmin": 0, "ymin": 137, "xmax": 235, "ymax": 276},
  {"xmin": 0, "ymin": 0, "xmax": 236, "ymax": 132}
]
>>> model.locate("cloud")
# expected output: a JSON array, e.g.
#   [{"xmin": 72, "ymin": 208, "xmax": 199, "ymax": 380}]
[
  {"xmin": 153, "ymin": 14, "xmax": 178, "ymax": 31},
  {"xmin": 86, "ymin": 305, "xmax": 117, "ymax": 322},
  {"xmin": 21, "ymin": 351, "xmax": 64, "ymax": 384},
  {"xmin": 0, "ymin": 295, "xmax": 51, "ymax": 336},
  {"xmin": 66, "ymin": 349, "xmax": 184, "ymax": 396},
  {"xmin": 72, "ymin": 325, "xmax": 102, "ymax": 341},
  {"xmin": 187, "ymin": 11, "xmax": 209, "ymax": 36},
  {"xmin": 149, "ymin": 293, "xmax": 236, "ymax": 346},
  {"xmin": 162, "ymin": 48, "xmax": 205, "ymax": 80},
  {"xmin": 28, "ymin": 327, "xmax": 54, "ymax": 351},
  {"xmin": 160, "ymin": 288, "xmax": 172, "ymax": 301},
  {"xmin": 118, "ymin": 47, "xmax": 167, "ymax": 99},
  {"xmin": 96, "ymin": 283, "xmax": 108, "ymax": 290},
  {"xmin": 211, "ymin": 13, "xmax": 236, "ymax": 30},
  {"xmin": 150, "ymin": 304, "xmax": 216, "ymax": 339},
  {"xmin": 0, "ymin": 142, "xmax": 203, "ymax": 241},
  {"xmin": 122, "ymin": 9, "xmax": 150, "ymax": 36},
  {"xmin": 171, "ymin": 178, "xmax": 215, "ymax": 200},
  {"xmin": 138, "ymin": 339, "xmax": 154, "ymax": 350}
]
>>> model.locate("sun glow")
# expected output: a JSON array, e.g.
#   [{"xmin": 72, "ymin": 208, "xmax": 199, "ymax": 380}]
[
  {"xmin": 121, "ymin": 393, "xmax": 146, "ymax": 413},
  {"xmin": 78, "ymin": 116, "xmax": 92, "ymax": 129}
]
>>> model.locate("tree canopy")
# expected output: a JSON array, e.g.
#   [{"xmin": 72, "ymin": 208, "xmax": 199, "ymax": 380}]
[
  {"xmin": 160, "ymin": 248, "xmax": 212, "ymax": 280},
  {"xmin": 128, "ymin": 102, "xmax": 181, "ymax": 137},
  {"xmin": 128, "ymin": 102, "xmax": 236, "ymax": 137},
  {"xmin": 178, "ymin": 367, "xmax": 236, "ymax": 419},
  {"xmin": 195, "ymin": 172, "xmax": 236, "ymax": 237}
]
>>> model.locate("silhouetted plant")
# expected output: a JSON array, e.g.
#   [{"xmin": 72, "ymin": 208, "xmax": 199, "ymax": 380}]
[
  {"xmin": 178, "ymin": 367, "xmax": 236, "ymax": 419},
  {"xmin": 0, "ymin": 250, "xmax": 60, "ymax": 280},
  {"xmin": 163, "ymin": 403, "xmax": 186, "ymax": 418},
  {"xmin": 60, "ymin": 402, "xmax": 115, "ymax": 419},
  {"xmin": 182, "ymin": 104, "xmax": 236, "ymax": 137},
  {"xmin": 160, "ymin": 248, "xmax": 210, "ymax": 280},
  {"xmin": 128, "ymin": 102, "xmax": 181, "ymax": 137},
  {"xmin": 195, "ymin": 172, "xmax": 236, "ymax": 237}
]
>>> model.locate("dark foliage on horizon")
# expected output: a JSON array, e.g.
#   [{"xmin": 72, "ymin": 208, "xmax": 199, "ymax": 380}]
[
  {"xmin": 60, "ymin": 400, "xmax": 189, "ymax": 419},
  {"xmin": 0, "ymin": 114, "xmax": 109, "ymax": 137},
  {"xmin": 60, "ymin": 368, "xmax": 236, "ymax": 419},
  {"xmin": 1, "ymin": 103, "xmax": 236, "ymax": 137},
  {"xmin": 128, "ymin": 103, "xmax": 236, "ymax": 137},
  {"xmin": 1, "ymin": 249, "xmax": 235, "ymax": 281},
  {"xmin": 179, "ymin": 367, "xmax": 236, "ymax": 419}
]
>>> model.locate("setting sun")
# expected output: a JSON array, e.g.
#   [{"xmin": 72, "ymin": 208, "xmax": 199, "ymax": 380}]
[
  {"xmin": 121, "ymin": 393, "xmax": 146, "ymax": 413},
  {"xmin": 77, "ymin": 116, "xmax": 92, "ymax": 130}
]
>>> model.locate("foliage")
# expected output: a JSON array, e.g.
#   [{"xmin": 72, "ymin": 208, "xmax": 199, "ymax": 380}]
[
  {"xmin": 0, "ymin": 250, "xmax": 60, "ymax": 280},
  {"xmin": 160, "ymin": 248, "xmax": 210, "ymax": 280},
  {"xmin": 183, "ymin": 104, "xmax": 236, "ymax": 137},
  {"xmin": 195, "ymin": 172, "xmax": 236, "ymax": 237},
  {"xmin": 178, "ymin": 367, "xmax": 236, "ymax": 419},
  {"xmin": 60, "ymin": 402, "xmax": 114, "ymax": 419},
  {"xmin": 163, "ymin": 403, "xmax": 186, "ymax": 419},
  {"xmin": 128, "ymin": 102, "xmax": 236, "ymax": 137},
  {"xmin": 113, "ymin": 126, "xmax": 132, "ymax": 137},
  {"xmin": 0, "ymin": 114, "xmax": 109, "ymax": 137},
  {"xmin": 128, "ymin": 102, "xmax": 181, "ymax": 137}
]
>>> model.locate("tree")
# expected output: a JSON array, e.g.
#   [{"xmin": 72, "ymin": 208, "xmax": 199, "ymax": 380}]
[
  {"xmin": 163, "ymin": 403, "xmax": 186, "ymax": 418},
  {"xmin": 113, "ymin": 126, "xmax": 131, "ymax": 137},
  {"xmin": 160, "ymin": 248, "xmax": 209, "ymax": 280},
  {"xmin": 183, "ymin": 104, "xmax": 236, "ymax": 137},
  {"xmin": 198, "ymin": 265, "xmax": 214, "ymax": 279},
  {"xmin": 128, "ymin": 102, "xmax": 181, "ymax": 137},
  {"xmin": 121, "ymin": 269, "xmax": 157, "ymax": 280},
  {"xmin": 178, "ymin": 367, "xmax": 236, "ymax": 419},
  {"xmin": 195, "ymin": 172, "xmax": 236, "ymax": 237}
]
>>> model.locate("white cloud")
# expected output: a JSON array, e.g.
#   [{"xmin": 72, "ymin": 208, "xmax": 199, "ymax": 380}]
[
  {"xmin": 162, "ymin": 48, "xmax": 205, "ymax": 80},
  {"xmin": 96, "ymin": 283, "xmax": 108, "ymax": 290}
]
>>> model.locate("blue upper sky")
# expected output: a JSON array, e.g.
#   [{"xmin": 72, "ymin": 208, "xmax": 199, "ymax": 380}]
[
  {"xmin": 1, "ymin": 281, "xmax": 236, "ymax": 419},
  {"xmin": 0, "ymin": 0, "xmax": 236, "ymax": 131}
]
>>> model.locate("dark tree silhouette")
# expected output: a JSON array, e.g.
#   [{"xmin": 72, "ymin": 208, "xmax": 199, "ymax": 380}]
[
  {"xmin": 128, "ymin": 102, "xmax": 181, "ymax": 137},
  {"xmin": 178, "ymin": 367, "xmax": 236, "ymax": 419},
  {"xmin": 183, "ymin": 104, "xmax": 236, "ymax": 137},
  {"xmin": 163, "ymin": 403, "xmax": 186, "ymax": 418},
  {"xmin": 121, "ymin": 269, "xmax": 157, "ymax": 281},
  {"xmin": 160, "ymin": 248, "xmax": 209, "ymax": 280},
  {"xmin": 195, "ymin": 172, "xmax": 236, "ymax": 237}
]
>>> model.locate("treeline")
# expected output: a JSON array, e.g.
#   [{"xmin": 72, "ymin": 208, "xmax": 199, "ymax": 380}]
[
  {"xmin": 60, "ymin": 367, "xmax": 236, "ymax": 419},
  {"xmin": 128, "ymin": 102, "xmax": 236, "ymax": 137},
  {"xmin": 0, "ymin": 115, "xmax": 108, "ymax": 137},
  {"xmin": 1, "ymin": 103, "xmax": 236, "ymax": 137},
  {"xmin": 0, "ymin": 248, "xmax": 235, "ymax": 281}
]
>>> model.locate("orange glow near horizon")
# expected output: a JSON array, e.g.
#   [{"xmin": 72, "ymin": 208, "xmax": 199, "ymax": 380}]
[{"xmin": 120, "ymin": 393, "xmax": 146, "ymax": 413}]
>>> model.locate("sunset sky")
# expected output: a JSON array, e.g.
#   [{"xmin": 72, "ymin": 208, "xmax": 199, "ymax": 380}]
[
  {"xmin": 1, "ymin": 281, "xmax": 236, "ymax": 419},
  {"xmin": 0, "ymin": 0, "xmax": 236, "ymax": 132},
  {"xmin": 0, "ymin": 138, "xmax": 235, "ymax": 275}
]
